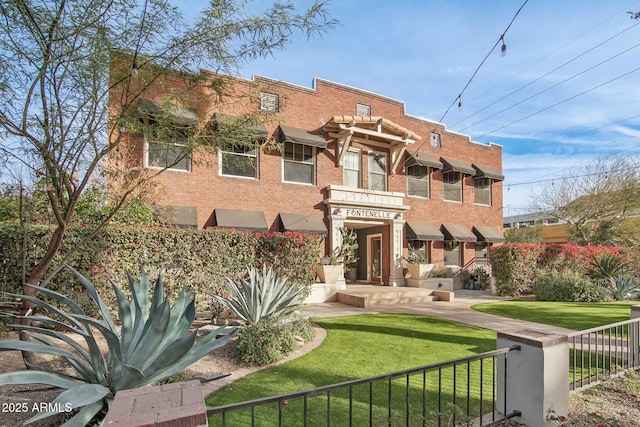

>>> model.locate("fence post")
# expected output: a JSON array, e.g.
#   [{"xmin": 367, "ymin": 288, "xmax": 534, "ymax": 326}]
[
  {"xmin": 497, "ymin": 330, "xmax": 569, "ymax": 427},
  {"xmin": 631, "ymin": 306, "xmax": 640, "ymax": 368}
]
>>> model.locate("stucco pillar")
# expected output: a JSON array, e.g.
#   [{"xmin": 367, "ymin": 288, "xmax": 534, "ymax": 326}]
[
  {"xmin": 497, "ymin": 330, "xmax": 569, "ymax": 427},
  {"xmin": 388, "ymin": 218, "xmax": 405, "ymax": 287},
  {"xmin": 329, "ymin": 212, "xmax": 346, "ymax": 289}
]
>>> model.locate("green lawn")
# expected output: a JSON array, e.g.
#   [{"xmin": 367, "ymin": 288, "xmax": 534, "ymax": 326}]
[
  {"xmin": 471, "ymin": 300, "xmax": 637, "ymax": 331},
  {"xmin": 206, "ymin": 313, "xmax": 498, "ymax": 426}
]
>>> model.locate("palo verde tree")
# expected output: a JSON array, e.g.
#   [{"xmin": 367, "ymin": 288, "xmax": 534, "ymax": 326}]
[
  {"xmin": 0, "ymin": 0, "xmax": 335, "ymax": 367},
  {"xmin": 530, "ymin": 154, "xmax": 640, "ymax": 246}
]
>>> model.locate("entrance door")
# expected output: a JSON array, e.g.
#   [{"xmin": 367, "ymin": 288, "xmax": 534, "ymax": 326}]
[{"xmin": 368, "ymin": 234, "xmax": 382, "ymax": 283}]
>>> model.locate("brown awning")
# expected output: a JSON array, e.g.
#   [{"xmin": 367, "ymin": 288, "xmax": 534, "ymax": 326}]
[
  {"xmin": 473, "ymin": 225, "xmax": 505, "ymax": 243},
  {"xmin": 154, "ymin": 205, "xmax": 198, "ymax": 228},
  {"xmin": 213, "ymin": 113, "xmax": 268, "ymax": 139},
  {"xmin": 406, "ymin": 151, "xmax": 443, "ymax": 169},
  {"xmin": 406, "ymin": 221, "xmax": 444, "ymax": 241},
  {"xmin": 472, "ymin": 164, "xmax": 504, "ymax": 181},
  {"xmin": 441, "ymin": 223, "xmax": 477, "ymax": 242},
  {"xmin": 279, "ymin": 125, "xmax": 327, "ymax": 148},
  {"xmin": 214, "ymin": 209, "xmax": 268, "ymax": 232},
  {"xmin": 279, "ymin": 213, "xmax": 327, "ymax": 235},
  {"xmin": 441, "ymin": 157, "xmax": 476, "ymax": 176},
  {"xmin": 137, "ymin": 99, "xmax": 198, "ymax": 126}
]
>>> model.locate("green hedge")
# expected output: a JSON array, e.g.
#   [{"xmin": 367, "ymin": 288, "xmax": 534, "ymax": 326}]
[
  {"xmin": 533, "ymin": 269, "xmax": 609, "ymax": 302},
  {"xmin": 0, "ymin": 225, "xmax": 322, "ymax": 315}
]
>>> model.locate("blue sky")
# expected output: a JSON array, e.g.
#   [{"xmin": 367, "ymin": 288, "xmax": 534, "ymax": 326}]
[{"xmin": 178, "ymin": 0, "xmax": 640, "ymax": 216}]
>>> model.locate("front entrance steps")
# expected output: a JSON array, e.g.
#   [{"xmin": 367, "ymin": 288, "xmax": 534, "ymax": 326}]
[{"xmin": 336, "ymin": 284, "xmax": 453, "ymax": 308}]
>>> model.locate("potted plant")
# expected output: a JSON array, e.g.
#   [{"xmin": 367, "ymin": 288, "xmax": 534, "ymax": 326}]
[
  {"xmin": 317, "ymin": 227, "xmax": 359, "ymax": 284},
  {"xmin": 473, "ymin": 265, "xmax": 489, "ymax": 291},
  {"xmin": 404, "ymin": 247, "xmax": 432, "ymax": 279}
]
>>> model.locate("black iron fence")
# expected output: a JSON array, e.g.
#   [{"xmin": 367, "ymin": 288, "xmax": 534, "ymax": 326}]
[
  {"xmin": 568, "ymin": 317, "xmax": 640, "ymax": 392},
  {"xmin": 207, "ymin": 346, "xmax": 521, "ymax": 427}
]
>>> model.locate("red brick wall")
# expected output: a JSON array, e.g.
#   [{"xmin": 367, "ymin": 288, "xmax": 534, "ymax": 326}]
[{"xmin": 113, "ymin": 71, "xmax": 504, "ymax": 280}]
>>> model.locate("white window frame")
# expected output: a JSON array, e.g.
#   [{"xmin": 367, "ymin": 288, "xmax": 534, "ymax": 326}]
[
  {"xmin": 143, "ymin": 120, "xmax": 192, "ymax": 173},
  {"xmin": 260, "ymin": 92, "xmax": 279, "ymax": 112},
  {"xmin": 407, "ymin": 164, "xmax": 430, "ymax": 198},
  {"xmin": 443, "ymin": 171, "xmax": 462, "ymax": 202},
  {"xmin": 474, "ymin": 177, "xmax": 492, "ymax": 206},
  {"xmin": 219, "ymin": 143, "xmax": 258, "ymax": 179},
  {"xmin": 368, "ymin": 152, "xmax": 387, "ymax": 191},
  {"xmin": 282, "ymin": 142, "xmax": 315, "ymax": 185},
  {"xmin": 343, "ymin": 148, "xmax": 361, "ymax": 188}
]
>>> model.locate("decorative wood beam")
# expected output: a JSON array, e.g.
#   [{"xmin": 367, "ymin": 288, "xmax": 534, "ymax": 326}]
[{"xmin": 391, "ymin": 145, "xmax": 407, "ymax": 175}]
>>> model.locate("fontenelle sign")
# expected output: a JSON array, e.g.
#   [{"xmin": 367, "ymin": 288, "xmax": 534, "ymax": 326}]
[{"xmin": 345, "ymin": 208, "xmax": 395, "ymax": 220}]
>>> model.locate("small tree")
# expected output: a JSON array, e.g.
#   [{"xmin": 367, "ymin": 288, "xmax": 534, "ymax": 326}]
[
  {"xmin": 530, "ymin": 154, "xmax": 640, "ymax": 246},
  {"xmin": 0, "ymin": 0, "xmax": 335, "ymax": 367}
]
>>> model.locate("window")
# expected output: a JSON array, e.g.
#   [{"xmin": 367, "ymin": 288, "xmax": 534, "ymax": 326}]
[
  {"xmin": 283, "ymin": 142, "xmax": 314, "ymax": 184},
  {"xmin": 408, "ymin": 240, "xmax": 429, "ymax": 263},
  {"xmin": 260, "ymin": 92, "xmax": 279, "ymax": 112},
  {"xmin": 344, "ymin": 149, "xmax": 361, "ymax": 188},
  {"xmin": 407, "ymin": 164, "xmax": 429, "ymax": 198},
  {"xmin": 368, "ymin": 153, "xmax": 387, "ymax": 191},
  {"xmin": 357, "ymin": 102, "xmax": 371, "ymax": 116},
  {"xmin": 221, "ymin": 143, "xmax": 258, "ymax": 178},
  {"xmin": 145, "ymin": 123, "xmax": 192, "ymax": 172},
  {"xmin": 430, "ymin": 132, "xmax": 441, "ymax": 148},
  {"xmin": 474, "ymin": 177, "xmax": 491, "ymax": 205},
  {"xmin": 443, "ymin": 241, "xmax": 461, "ymax": 266},
  {"xmin": 443, "ymin": 171, "xmax": 462, "ymax": 202}
]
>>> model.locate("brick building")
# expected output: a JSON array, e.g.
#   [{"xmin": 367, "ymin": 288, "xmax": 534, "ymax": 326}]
[{"xmin": 115, "ymin": 69, "xmax": 504, "ymax": 288}]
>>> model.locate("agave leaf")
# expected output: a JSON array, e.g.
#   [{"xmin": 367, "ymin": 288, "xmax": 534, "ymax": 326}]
[
  {"xmin": 4, "ymin": 293, "xmax": 85, "ymax": 331},
  {"xmin": 144, "ymin": 326, "xmax": 236, "ymax": 386},
  {"xmin": 0, "ymin": 370, "xmax": 83, "ymax": 389},
  {"xmin": 112, "ymin": 280, "xmax": 134, "ymax": 355},
  {"xmin": 0, "ymin": 340, "xmax": 91, "ymax": 367},
  {"xmin": 126, "ymin": 271, "xmax": 147, "ymax": 356},
  {"xmin": 70, "ymin": 314, "xmax": 123, "ymax": 375},
  {"xmin": 18, "ymin": 325, "xmax": 91, "ymax": 364},
  {"xmin": 126, "ymin": 299, "xmax": 171, "ymax": 368},
  {"xmin": 21, "ymin": 283, "xmax": 86, "ymax": 315},
  {"xmin": 148, "ymin": 271, "xmax": 166, "ymax": 316},
  {"xmin": 66, "ymin": 265, "xmax": 116, "ymax": 331},
  {"xmin": 60, "ymin": 400, "xmax": 104, "ymax": 427},
  {"xmin": 25, "ymin": 383, "xmax": 111, "ymax": 425},
  {"xmin": 136, "ymin": 331, "xmax": 198, "ymax": 386},
  {"xmin": 113, "ymin": 363, "xmax": 145, "ymax": 391},
  {"xmin": 25, "ymin": 332, "xmax": 96, "ymax": 382},
  {"xmin": 14, "ymin": 314, "xmax": 84, "ymax": 335}
]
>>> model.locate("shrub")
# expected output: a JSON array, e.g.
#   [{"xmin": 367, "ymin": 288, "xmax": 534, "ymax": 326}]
[
  {"xmin": 533, "ymin": 269, "xmax": 609, "ymax": 302},
  {"xmin": 233, "ymin": 317, "xmax": 296, "ymax": 366},
  {"xmin": 604, "ymin": 274, "xmax": 639, "ymax": 301},
  {"xmin": 490, "ymin": 244, "xmax": 542, "ymax": 295}
]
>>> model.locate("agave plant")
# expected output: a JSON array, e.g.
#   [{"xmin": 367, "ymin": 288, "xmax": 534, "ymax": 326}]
[
  {"xmin": 588, "ymin": 252, "xmax": 628, "ymax": 281},
  {"xmin": 0, "ymin": 266, "xmax": 236, "ymax": 426},
  {"xmin": 605, "ymin": 274, "xmax": 640, "ymax": 301},
  {"xmin": 213, "ymin": 265, "xmax": 304, "ymax": 325}
]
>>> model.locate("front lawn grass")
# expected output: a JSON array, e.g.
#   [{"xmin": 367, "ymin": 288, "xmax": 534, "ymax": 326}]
[
  {"xmin": 471, "ymin": 300, "xmax": 637, "ymax": 331},
  {"xmin": 206, "ymin": 313, "xmax": 498, "ymax": 426}
]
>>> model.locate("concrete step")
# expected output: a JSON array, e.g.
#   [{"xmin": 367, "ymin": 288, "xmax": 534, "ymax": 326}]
[{"xmin": 336, "ymin": 288, "xmax": 440, "ymax": 308}]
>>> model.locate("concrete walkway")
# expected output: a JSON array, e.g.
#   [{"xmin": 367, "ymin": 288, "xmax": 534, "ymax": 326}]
[{"xmin": 300, "ymin": 289, "xmax": 575, "ymax": 335}]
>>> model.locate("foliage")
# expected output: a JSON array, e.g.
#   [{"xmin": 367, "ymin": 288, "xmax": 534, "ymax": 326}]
[
  {"xmin": 604, "ymin": 275, "xmax": 639, "ymax": 301},
  {"xmin": 531, "ymin": 154, "xmax": 640, "ymax": 246},
  {"xmin": 0, "ymin": 225, "xmax": 322, "ymax": 318},
  {"xmin": 533, "ymin": 270, "xmax": 609, "ymax": 303},
  {"xmin": 472, "ymin": 265, "xmax": 488, "ymax": 283},
  {"xmin": 587, "ymin": 252, "xmax": 629, "ymax": 281},
  {"xmin": 0, "ymin": 266, "xmax": 236, "ymax": 425},
  {"xmin": 404, "ymin": 246, "xmax": 427, "ymax": 264},
  {"xmin": 489, "ymin": 244, "xmax": 632, "ymax": 296},
  {"xmin": 504, "ymin": 226, "xmax": 542, "ymax": 243},
  {"xmin": 233, "ymin": 316, "xmax": 311, "ymax": 366},
  {"xmin": 329, "ymin": 227, "xmax": 359, "ymax": 267},
  {"xmin": 213, "ymin": 265, "xmax": 305, "ymax": 325}
]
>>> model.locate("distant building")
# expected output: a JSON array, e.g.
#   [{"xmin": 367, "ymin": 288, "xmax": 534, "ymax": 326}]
[
  {"xmin": 111, "ymin": 65, "xmax": 505, "ymax": 287},
  {"xmin": 504, "ymin": 212, "xmax": 569, "ymax": 243}
]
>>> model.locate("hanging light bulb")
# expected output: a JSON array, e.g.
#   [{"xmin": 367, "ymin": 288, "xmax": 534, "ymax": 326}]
[
  {"xmin": 131, "ymin": 61, "xmax": 139, "ymax": 76},
  {"xmin": 500, "ymin": 36, "xmax": 507, "ymax": 57},
  {"xmin": 457, "ymin": 96, "xmax": 462, "ymax": 109}
]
